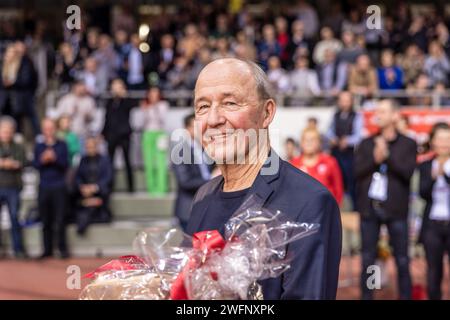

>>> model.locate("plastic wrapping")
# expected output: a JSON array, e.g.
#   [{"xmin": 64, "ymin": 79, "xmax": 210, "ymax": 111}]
[{"xmin": 80, "ymin": 194, "xmax": 319, "ymax": 300}]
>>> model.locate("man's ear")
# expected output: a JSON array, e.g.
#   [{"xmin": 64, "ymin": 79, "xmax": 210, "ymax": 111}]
[{"xmin": 262, "ymin": 99, "xmax": 276, "ymax": 129}]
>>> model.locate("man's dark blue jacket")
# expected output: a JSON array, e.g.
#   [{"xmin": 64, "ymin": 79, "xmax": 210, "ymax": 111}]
[{"xmin": 186, "ymin": 151, "xmax": 342, "ymax": 299}]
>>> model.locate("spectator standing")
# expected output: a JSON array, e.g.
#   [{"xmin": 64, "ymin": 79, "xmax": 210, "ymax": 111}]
[
  {"xmin": 165, "ymin": 56, "xmax": 190, "ymax": 90},
  {"xmin": 289, "ymin": 56, "xmax": 321, "ymax": 106},
  {"xmin": 398, "ymin": 43, "xmax": 425, "ymax": 85},
  {"xmin": 172, "ymin": 113, "xmax": 212, "ymax": 231},
  {"xmin": 92, "ymin": 34, "xmax": 119, "ymax": 86},
  {"xmin": 294, "ymin": 0, "xmax": 319, "ymax": 40},
  {"xmin": 348, "ymin": 54, "xmax": 378, "ymax": 98},
  {"xmin": 274, "ymin": 16, "xmax": 290, "ymax": 67},
  {"xmin": 57, "ymin": 115, "xmax": 80, "ymax": 167},
  {"xmin": 33, "ymin": 118, "xmax": 69, "ymax": 259},
  {"xmin": 267, "ymin": 56, "xmax": 290, "ymax": 94},
  {"xmin": 342, "ymin": 8, "xmax": 366, "ymax": 36},
  {"xmin": 406, "ymin": 15, "xmax": 428, "ymax": 53},
  {"xmin": 131, "ymin": 87, "xmax": 169, "ymax": 194},
  {"xmin": 0, "ymin": 42, "xmax": 40, "ymax": 136},
  {"xmin": 212, "ymin": 37, "xmax": 234, "ymax": 61},
  {"xmin": 113, "ymin": 29, "xmax": 131, "ymax": 82},
  {"xmin": 151, "ymin": 34, "xmax": 175, "ymax": 83},
  {"xmin": 316, "ymin": 49, "xmax": 348, "ymax": 96},
  {"xmin": 354, "ymin": 99, "xmax": 417, "ymax": 300},
  {"xmin": 232, "ymin": 30, "xmax": 256, "ymax": 61},
  {"xmin": 53, "ymin": 81, "xmax": 97, "ymax": 144},
  {"xmin": 377, "ymin": 49, "xmax": 404, "ymax": 90},
  {"xmin": 338, "ymin": 30, "xmax": 366, "ymax": 64},
  {"xmin": 54, "ymin": 42, "xmax": 80, "ymax": 90},
  {"xmin": 102, "ymin": 79, "xmax": 135, "ymax": 193},
  {"xmin": 126, "ymin": 34, "xmax": 145, "ymax": 90},
  {"xmin": 313, "ymin": 26, "xmax": 343, "ymax": 65},
  {"xmin": 424, "ymin": 40, "xmax": 450, "ymax": 87},
  {"xmin": 285, "ymin": 20, "xmax": 310, "ymax": 69},
  {"xmin": 76, "ymin": 57, "xmax": 108, "ymax": 97},
  {"xmin": 74, "ymin": 135, "xmax": 112, "ymax": 235},
  {"xmin": 257, "ymin": 24, "xmax": 281, "ymax": 71},
  {"xmin": 327, "ymin": 91, "xmax": 363, "ymax": 209},
  {"xmin": 407, "ymin": 73, "xmax": 432, "ymax": 106},
  {"xmin": 284, "ymin": 137, "xmax": 299, "ymax": 162}
]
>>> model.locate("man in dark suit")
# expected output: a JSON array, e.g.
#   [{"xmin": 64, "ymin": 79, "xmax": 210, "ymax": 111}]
[
  {"xmin": 102, "ymin": 78, "xmax": 137, "ymax": 192},
  {"xmin": 186, "ymin": 58, "xmax": 342, "ymax": 299},
  {"xmin": 172, "ymin": 113, "xmax": 212, "ymax": 231},
  {"xmin": 354, "ymin": 99, "xmax": 417, "ymax": 300}
]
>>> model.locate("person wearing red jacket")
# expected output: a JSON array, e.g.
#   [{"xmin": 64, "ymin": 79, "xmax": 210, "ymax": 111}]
[{"xmin": 290, "ymin": 128, "xmax": 344, "ymax": 206}]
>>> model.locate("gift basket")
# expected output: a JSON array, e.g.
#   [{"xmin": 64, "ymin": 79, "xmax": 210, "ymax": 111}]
[{"xmin": 80, "ymin": 194, "xmax": 320, "ymax": 300}]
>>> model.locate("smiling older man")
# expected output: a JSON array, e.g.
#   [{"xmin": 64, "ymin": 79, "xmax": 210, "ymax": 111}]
[{"xmin": 185, "ymin": 58, "xmax": 342, "ymax": 299}]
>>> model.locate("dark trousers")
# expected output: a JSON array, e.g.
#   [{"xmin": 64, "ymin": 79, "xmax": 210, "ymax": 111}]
[
  {"xmin": 332, "ymin": 148, "xmax": 356, "ymax": 209},
  {"xmin": 76, "ymin": 204, "xmax": 111, "ymax": 235},
  {"xmin": 423, "ymin": 220, "xmax": 450, "ymax": 300},
  {"xmin": 107, "ymin": 136, "xmax": 134, "ymax": 192},
  {"xmin": 360, "ymin": 213, "xmax": 412, "ymax": 299},
  {"xmin": 0, "ymin": 188, "xmax": 24, "ymax": 254},
  {"xmin": 38, "ymin": 186, "xmax": 68, "ymax": 255}
]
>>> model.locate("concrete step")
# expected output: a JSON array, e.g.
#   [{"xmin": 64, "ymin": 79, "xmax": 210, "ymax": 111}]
[
  {"xmin": 19, "ymin": 192, "xmax": 176, "ymax": 220},
  {"xmin": 1, "ymin": 219, "xmax": 174, "ymax": 257}
]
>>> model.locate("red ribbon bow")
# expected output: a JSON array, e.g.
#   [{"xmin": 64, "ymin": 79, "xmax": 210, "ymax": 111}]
[{"xmin": 170, "ymin": 230, "xmax": 226, "ymax": 300}]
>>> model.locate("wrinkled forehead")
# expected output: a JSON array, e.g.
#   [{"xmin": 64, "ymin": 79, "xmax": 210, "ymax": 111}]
[{"xmin": 194, "ymin": 60, "xmax": 258, "ymax": 102}]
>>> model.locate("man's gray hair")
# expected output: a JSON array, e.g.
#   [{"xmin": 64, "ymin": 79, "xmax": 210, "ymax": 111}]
[
  {"xmin": 0, "ymin": 116, "xmax": 17, "ymax": 130},
  {"xmin": 241, "ymin": 59, "xmax": 274, "ymax": 101}
]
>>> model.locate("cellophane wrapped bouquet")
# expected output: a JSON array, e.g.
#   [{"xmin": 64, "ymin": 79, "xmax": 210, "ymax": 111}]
[{"xmin": 80, "ymin": 195, "xmax": 319, "ymax": 300}]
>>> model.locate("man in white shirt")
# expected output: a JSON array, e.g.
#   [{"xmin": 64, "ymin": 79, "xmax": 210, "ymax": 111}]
[{"xmin": 127, "ymin": 34, "xmax": 145, "ymax": 90}]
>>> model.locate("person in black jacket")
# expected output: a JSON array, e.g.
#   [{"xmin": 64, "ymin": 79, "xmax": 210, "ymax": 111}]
[
  {"xmin": 354, "ymin": 99, "xmax": 417, "ymax": 300},
  {"xmin": 418, "ymin": 122, "xmax": 450, "ymax": 300},
  {"xmin": 74, "ymin": 135, "xmax": 113, "ymax": 235},
  {"xmin": 102, "ymin": 78, "xmax": 136, "ymax": 192},
  {"xmin": 172, "ymin": 113, "xmax": 212, "ymax": 231}
]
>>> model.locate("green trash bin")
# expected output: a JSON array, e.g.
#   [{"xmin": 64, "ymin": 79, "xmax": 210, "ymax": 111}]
[{"xmin": 142, "ymin": 130, "xmax": 168, "ymax": 195}]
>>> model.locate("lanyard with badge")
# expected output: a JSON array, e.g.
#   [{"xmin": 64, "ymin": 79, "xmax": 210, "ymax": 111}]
[{"xmin": 368, "ymin": 163, "xmax": 388, "ymax": 202}]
